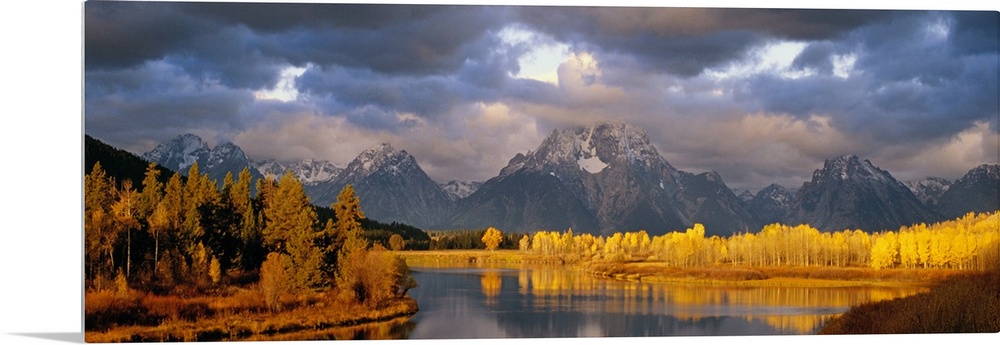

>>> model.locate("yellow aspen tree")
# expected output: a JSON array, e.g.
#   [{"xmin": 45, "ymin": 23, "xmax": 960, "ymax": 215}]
[
  {"xmin": 482, "ymin": 227, "xmax": 503, "ymax": 251},
  {"xmin": 85, "ymin": 162, "xmax": 116, "ymax": 282},
  {"xmin": 914, "ymin": 225, "xmax": 932, "ymax": 268},
  {"xmin": 147, "ymin": 202, "xmax": 169, "ymax": 274},
  {"xmin": 604, "ymin": 232, "xmax": 625, "ymax": 262},
  {"xmin": 518, "ymin": 235, "xmax": 531, "ymax": 252},
  {"xmin": 111, "ymin": 180, "xmax": 140, "ymax": 278},
  {"xmin": 531, "ymin": 231, "xmax": 547, "ymax": 254},
  {"xmin": 558, "ymin": 228, "xmax": 574, "ymax": 254},
  {"xmin": 389, "ymin": 234, "xmax": 406, "ymax": 251},
  {"xmin": 898, "ymin": 230, "xmax": 918, "ymax": 269},
  {"xmin": 870, "ymin": 232, "xmax": 898, "ymax": 269},
  {"xmin": 209, "ymin": 256, "xmax": 222, "ymax": 284}
]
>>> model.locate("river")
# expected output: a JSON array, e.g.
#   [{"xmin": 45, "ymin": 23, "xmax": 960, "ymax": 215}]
[{"xmin": 397, "ymin": 263, "xmax": 926, "ymax": 339}]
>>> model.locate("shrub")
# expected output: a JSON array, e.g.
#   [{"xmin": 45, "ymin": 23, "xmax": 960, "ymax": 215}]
[
  {"xmin": 259, "ymin": 252, "xmax": 290, "ymax": 312},
  {"xmin": 338, "ymin": 245, "xmax": 412, "ymax": 307}
]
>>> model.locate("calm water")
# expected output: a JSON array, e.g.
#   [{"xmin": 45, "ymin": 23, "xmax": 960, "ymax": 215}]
[{"xmin": 400, "ymin": 263, "xmax": 927, "ymax": 339}]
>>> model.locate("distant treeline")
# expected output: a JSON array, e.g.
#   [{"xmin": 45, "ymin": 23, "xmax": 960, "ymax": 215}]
[
  {"xmin": 509, "ymin": 212, "xmax": 1000, "ymax": 271},
  {"xmin": 426, "ymin": 229, "xmax": 526, "ymax": 250}
]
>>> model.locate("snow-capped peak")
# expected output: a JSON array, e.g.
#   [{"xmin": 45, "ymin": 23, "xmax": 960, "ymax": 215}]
[
  {"xmin": 207, "ymin": 142, "xmax": 248, "ymax": 167},
  {"xmin": 338, "ymin": 142, "xmax": 422, "ymax": 181},
  {"xmin": 288, "ymin": 159, "xmax": 343, "ymax": 184},
  {"xmin": 506, "ymin": 122, "xmax": 672, "ymax": 176},
  {"xmin": 818, "ymin": 155, "xmax": 891, "ymax": 184},
  {"xmin": 253, "ymin": 159, "xmax": 287, "ymax": 179},
  {"xmin": 355, "ymin": 142, "xmax": 399, "ymax": 173},
  {"xmin": 252, "ymin": 158, "xmax": 343, "ymax": 184},
  {"xmin": 142, "ymin": 133, "xmax": 210, "ymax": 173},
  {"xmin": 439, "ymin": 180, "xmax": 484, "ymax": 200}
]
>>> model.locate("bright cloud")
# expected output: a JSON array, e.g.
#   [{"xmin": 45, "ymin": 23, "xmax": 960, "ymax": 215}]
[
  {"xmin": 84, "ymin": 4, "xmax": 999, "ymax": 189},
  {"xmin": 499, "ymin": 25, "xmax": 572, "ymax": 85},
  {"xmin": 254, "ymin": 65, "xmax": 307, "ymax": 102}
]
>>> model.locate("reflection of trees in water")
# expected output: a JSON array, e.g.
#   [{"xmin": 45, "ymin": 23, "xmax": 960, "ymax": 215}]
[
  {"xmin": 336, "ymin": 317, "xmax": 416, "ymax": 340},
  {"xmin": 755, "ymin": 314, "xmax": 835, "ymax": 334},
  {"xmin": 505, "ymin": 266, "xmax": 926, "ymax": 334},
  {"xmin": 481, "ymin": 270, "xmax": 502, "ymax": 305},
  {"xmin": 491, "ymin": 310, "xmax": 818, "ymax": 337},
  {"xmin": 412, "ymin": 265, "xmax": 929, "ymax": 337},
  {"xmin": 246, "ymin": 316, "xmax": 416, "ymax": 341}
]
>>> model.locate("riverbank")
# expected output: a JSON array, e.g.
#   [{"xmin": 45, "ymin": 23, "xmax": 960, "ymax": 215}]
[
  {"xmin": 581, "ymin": 261, "xmax": 958, "ymax": 287},
  {"xmin": 820, "ymin": 269, "xmax": 1000, "ymax": 333},
  {"xmin": 84, "ymin": 288, "xmax": 419, "ymax": 342},
  {"xmin": 399, "ymin": 250, "xmax": 959, "ymax": 288},
  {"xmin": 400, "ymin": 249, "xmax": 563, "ymax": 265}
]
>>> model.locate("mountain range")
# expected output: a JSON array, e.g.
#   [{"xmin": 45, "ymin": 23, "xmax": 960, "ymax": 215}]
[{"xmin": 98, "ymin": 122, "xmax": 998, "ymax": 235}]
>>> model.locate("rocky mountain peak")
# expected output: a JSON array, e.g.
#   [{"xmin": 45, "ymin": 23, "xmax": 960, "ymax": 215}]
[
  {"xmin": 142, "ymin": 133, "xmax": 210, "ymax": 172},
  {"xmin": 206, "ymin": 142, "xmax": 248, "ymax": 167},
  {"xmin": 967, "ymin": 164, "xmax": 1000, "ymax": 181},
  {"xmin": 341, "ymin": 142, "xmax": 416, "ymax": 179},
  {"xmin": 749, "ymin": 183, "xmax": 793, "ymax": 225},
  {"xmin": 288, "ymin": 159, "xmax": 342, "ymax": 184},
  {"xmin": 787, "ymin": 156, "xmax": 936, "ymax": 231},
  {"xmin": 936, "ymin": 164, "xmax": 1000, "ymax": 218},
  {"xmin": 502, "ymin": 122, "xmax": 676, "ymax": 178},
  {"xmin": 253, "ymin": 159, "xmax": 287, "ymax": 179},
  {"xmin": 143, "ymin": 135, "xmax": 263, "ymax": 187},
  {"xmin": 816, "ymin": 155, "xmax": 889, "ymax": 183},
  {"xmin": 439, "ymin": 180, "xmax": 484, "ymax": 201},
  {"xmin": 904, "ymin": 177, "xmax": 952, "ymax": 206}
]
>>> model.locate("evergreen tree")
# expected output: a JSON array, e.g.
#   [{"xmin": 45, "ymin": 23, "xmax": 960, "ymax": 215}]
[
  {"xmin": 334, "ymin": 184, "xmax": 369, "ymax": 291},
  {"xmin": 233, "ymin": 167, "xmax": 264, "ymax": 271},
  {"xmin": 262, "ymin": 172, "xmax": 314, "ymax": 249},
  {"xmin": 262, "ymin": 172, "xmax": 323, "ymax": 289},
  {"xmin": 137, "ymin": 162, "xmax": 163, "ymax": 220}
]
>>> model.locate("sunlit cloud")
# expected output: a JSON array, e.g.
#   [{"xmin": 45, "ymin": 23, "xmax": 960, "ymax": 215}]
[
  {"xmin": 705, "ymin": 41, "xmax": 810, "ymax": 81},
  {"xmin": 499, "ymin": 25, "xmax": 572, "ymax": 85},
  {"xmin": 254, "ymin": 64, "xmax": 307, "ymax": 102},
  {"xmin": 84, "ymin": 4, "xmax": 999, "ymax": 189}
]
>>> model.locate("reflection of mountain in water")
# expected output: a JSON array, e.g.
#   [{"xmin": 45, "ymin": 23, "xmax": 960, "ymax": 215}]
[{"xmin": 407, "ymin": 265, "xmax": 927, "ymax": 338}]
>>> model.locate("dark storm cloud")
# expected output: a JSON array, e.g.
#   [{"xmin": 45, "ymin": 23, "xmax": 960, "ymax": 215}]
[
  {"xmin": 513, "ymin": 7, "xmax": 898, "ymax": 77},
  {"xmin": 86, "ymin": 2, "xmax": 510, "ymax": 89},
  {"xmin": 82, "ymin": 2, "xmax": 999, "ymax": 187},
  {"xmin": 739, "ymin": 10, "xmax": 998, "ymax": 148},
  {"xmin": 84, "ymin": 2, "xmax": 212, "ymax": 69},
  {"xmin": 791, "ymin": 41, "xmax": 839, "ymax": 74},
  {"xmin": 949, "ymin": 11, "xmax": 1000, "ymax": 55},
  {"xmin": 85, "ymin": 62, "xmax": 253, "ymax": 139},
  {"xmin": 257, "ymin": 7, "xmax": 507, "ymax": 76},
  {"xmin": 178, "ymin": 2, "xmax": 464, "ymax": 32}
]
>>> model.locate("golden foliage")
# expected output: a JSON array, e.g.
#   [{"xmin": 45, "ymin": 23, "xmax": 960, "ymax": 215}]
[
  {"xmin": 513, "ymin": 211, "xmax": 1000, "ymax": 271},
  {"xmin": 481, "ymin": 227, "xmax": 503, "ymax": 251}
]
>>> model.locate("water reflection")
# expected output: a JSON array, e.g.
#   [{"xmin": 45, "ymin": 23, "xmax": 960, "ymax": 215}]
[
  {"xmin": 244, "ymin": 316, "xmax": 416, "ymax": 341},
  {"xmin": 408, "ymin": 263, "xmax": 927, "ymax": 338}
]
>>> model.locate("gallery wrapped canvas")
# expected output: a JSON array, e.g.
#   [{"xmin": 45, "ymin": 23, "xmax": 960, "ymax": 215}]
[{"xmin": 81, "ymin": 0, "xmax": 999, "ymax": 342}]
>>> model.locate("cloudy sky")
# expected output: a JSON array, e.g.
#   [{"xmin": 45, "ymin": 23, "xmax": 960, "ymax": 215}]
[{"xmin": 83, "ymin": 1, "xmax": 999, "ymax": 191}]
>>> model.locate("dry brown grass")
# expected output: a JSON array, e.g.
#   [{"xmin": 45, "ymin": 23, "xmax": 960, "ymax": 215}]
[
  {"xmin": 400, "ymin": 249, "xmax": 564, "ymax": 265},
  {"xmin": 579, "ymin": 262, "xmax": 960, "ymax": 287},
  {"xmin": 84, "ymin": 288, "xmax": 419, "ymax": 342},
  {"xmin": 820, "ymin": 269, "xmax": 1000, "ymax": 333}
]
